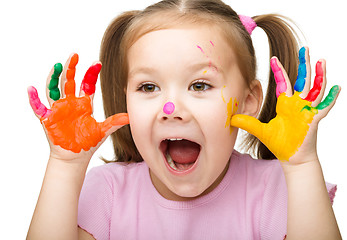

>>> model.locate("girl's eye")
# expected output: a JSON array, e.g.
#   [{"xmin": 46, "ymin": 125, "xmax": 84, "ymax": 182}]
[
  {"xmin": 138, "ymin": 83, "xmax": 159, "ymax": 92},
  {"xmin": 190, "ymin": 81, "xmax": 212, "ymax": 91}
]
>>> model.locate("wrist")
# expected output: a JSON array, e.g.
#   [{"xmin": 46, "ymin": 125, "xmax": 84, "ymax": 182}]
[
  {"xmin": 49, "ymin": 148, "xmax": 93, "ymax": 166},
  {"xmin": 47, "ymin": 156, "xmax": 89, "ymax": 188},
  {"xmin": 280, "ymin": 150, "xmax": 319, "ymax": 175},
  {"xmin": 280, "ymin": 157, "xmax": 320, "ymax": 176}
]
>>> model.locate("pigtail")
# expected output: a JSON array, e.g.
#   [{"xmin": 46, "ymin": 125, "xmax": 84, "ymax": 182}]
[
  {"xmin": 100, "ymin": 11, "xmax": 142, "ymax": 163},
  {"xmin": 244, "ymin": 14, "xmax": 301, "ymax": 160}
]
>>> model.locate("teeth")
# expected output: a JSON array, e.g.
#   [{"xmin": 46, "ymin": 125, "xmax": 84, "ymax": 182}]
[
  {"xmin": 166, "ymin": 152, "xmax": 178, "ymax": 170},
  {"xmin": 164, "ymin": 138, "xmax": 183, "ymax": 171},
  {"xmin": 167, "ymin": 138, "xmax": 183, "ymax": 141}
]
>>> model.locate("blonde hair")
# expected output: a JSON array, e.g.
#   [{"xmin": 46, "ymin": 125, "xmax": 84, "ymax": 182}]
[{"xmin": 100, "ymin": 0, "xmax": 300, "ymax": 162}]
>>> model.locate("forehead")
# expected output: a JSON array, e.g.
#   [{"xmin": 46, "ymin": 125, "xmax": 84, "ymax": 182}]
[{"xmin": 127, "ymin": 26, "xmax": 236, "ymax": 72}]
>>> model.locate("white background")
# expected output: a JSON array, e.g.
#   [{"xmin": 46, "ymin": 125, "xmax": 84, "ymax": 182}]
[{"xmin": 1, "ymin": 0, "xmax": 346, "ymax": 238}]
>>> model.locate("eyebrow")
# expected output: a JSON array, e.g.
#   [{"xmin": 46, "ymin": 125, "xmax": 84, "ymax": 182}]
[
  {"xmin": 190, "ymin": 61, "xmax": 220, "ymax": 73},
  {"xmin": 128, "ymin": 66, "xmax": 157, "ymax": 78},
  {"xmin": 129, "ymin": 61, "xmax": 221, "ymax": 78}
]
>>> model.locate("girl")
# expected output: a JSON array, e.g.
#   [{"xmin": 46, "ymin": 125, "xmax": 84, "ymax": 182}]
[{"xmin": 27, "ymin": 0, "xmax": 342, "ymax": 239}]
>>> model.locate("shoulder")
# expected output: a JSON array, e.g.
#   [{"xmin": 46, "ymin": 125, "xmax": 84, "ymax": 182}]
[
  {"xmin": 78, "ymin": 161, "xmax": 149, "ymax": 238},
  {"xmin": 85, "ymin": 161, "xmax": 148, "ymax": 189},
  {"xmin": 231, "ymin": 151, "xmax": 284, "ymax": 185}
]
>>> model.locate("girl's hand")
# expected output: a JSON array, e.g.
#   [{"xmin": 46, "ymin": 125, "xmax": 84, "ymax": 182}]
[
  {"xmin": 231, "ymin": 47, "xmax": 340, "ymax": 164},
  {"xmin": 28, "ymin": 54, "xmax": 129, "ymax": 163}
]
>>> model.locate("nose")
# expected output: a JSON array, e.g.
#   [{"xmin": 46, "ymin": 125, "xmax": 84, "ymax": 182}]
[
  {"xmin": 163, "ymin": 102, "xmax": 175, "ymax": 115},
  {"xmin": 160, "ymin": 101, "xmax": 184, "ymax": 121}
]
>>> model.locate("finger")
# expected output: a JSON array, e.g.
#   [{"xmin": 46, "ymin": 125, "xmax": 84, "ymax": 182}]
[
  {"xmin": 60, "ymin": 53, "xmax": 79, "ymax": 98},
  {"xmin": 100, "ymin": 113, "xmax": 129, "ymax": 137},
  {"xmin": 300, "ymin": 47, "xmax": 312, "ymax": 97},
  {"xmin": 315, "ymin": 85, "xmax": 340, "ymax": 119},
  {"xmin": 230, "ymin": 114, "xmax": 265, "ymax": 139},
  {"xmin": 270, "ymin": 57, "xmax": 292, "ymax": 97},
  {"xmin": 65, "ymin": 53, "xmax": 79, "ymax": 97},
  {"xmin": 311, "ymin": 60, "xmax": 327, "ymax": 107},
  {"xmin": 304, "ymin": 60, "xmax": 325, "ymax": 104},
  {"xmin": 28, "ymin": 86, "xmax": 51, "ymax": 119},
  {"xmin": 79, "ymin": 62, "xmax": 102, "ymax": 101},
  {"xmin": 46, "ymin": 63, "xmax": 63, "ymax": 106},
  {"xmin": 294, "ymin": 47, "xmax": 307, "ymax": 93}
]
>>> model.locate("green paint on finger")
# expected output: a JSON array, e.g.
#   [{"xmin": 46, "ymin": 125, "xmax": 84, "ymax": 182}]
[
  {"xmin": 316, "ymin": 85, "xmax": 340, "ymax": 110},
  {"xmin": 48, "ymin": 63, "xmax": 63, "ymax": 100},
  {"xmin": 301, "ymin": 105, "xmax": 316, "ymax": 114},
  {"xmin": 52, "ymin": 63, "xmax": 63, "ymax": 78},
  {"xmin": 49, "ymin": 88, "xmax": 60, "ymax": 100}
]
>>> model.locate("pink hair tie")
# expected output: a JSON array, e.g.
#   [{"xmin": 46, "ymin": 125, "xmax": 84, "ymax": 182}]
[{"xmin": 239, "ymin": 15, "xmax": 257, "ymax": 35}]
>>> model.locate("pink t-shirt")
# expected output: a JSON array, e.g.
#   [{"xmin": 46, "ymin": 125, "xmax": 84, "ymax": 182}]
[{"xmin": 78, "ymin": 151, "xmax": 336, "ymax": 240}]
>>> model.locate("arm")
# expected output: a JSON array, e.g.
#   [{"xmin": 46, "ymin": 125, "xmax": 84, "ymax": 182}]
[
  {"xmin": 283, "ymin": 159, "xmax": 340, "ymax": 239},
  {"xmin": 27, "ymin": 157, "xmax": 88, "ymax": 240},
  {"xmin": 26, "ymin": 54, "xmax": 128, "ymax": 240},
  {"xmin": 231, "ymin": 47, "xmax": 341, "ymax": 239},
  {"xmin": 78, "ymin": 227, "xmax": 96, "ymax": 240}
]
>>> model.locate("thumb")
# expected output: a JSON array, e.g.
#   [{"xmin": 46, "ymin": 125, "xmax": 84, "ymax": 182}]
[
  {"xmin": 101, "ymin": 113, "xmax": 129, "ymax": 137},
  {"xmin": 230, "ymin": 114, "xmax": 265, "ymax": 139}
]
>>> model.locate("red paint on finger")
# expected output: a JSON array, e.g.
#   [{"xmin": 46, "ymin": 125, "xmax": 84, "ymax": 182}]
[
  {"xmin": 65, "ymin": 54, "xmax": 79, "ymax": 96},
  {"xmin": 28, "ymin": 86, "xmax": 51, "ymax": 118},
  {"xmin": 271, "ymin": 58, "xmax": 287, "ymax": 97},
  {"xmin": 81, "ymin": 63, "xmax": 102, "ymax": 95},
  {"xmin": 304, "ymin": 61, "xmax": 323, "ymax": 102}
]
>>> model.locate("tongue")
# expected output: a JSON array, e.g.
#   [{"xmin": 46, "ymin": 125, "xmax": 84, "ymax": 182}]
[{"xmin": 168, "ymin": 140, "xmax": 200, "ymax": 164}]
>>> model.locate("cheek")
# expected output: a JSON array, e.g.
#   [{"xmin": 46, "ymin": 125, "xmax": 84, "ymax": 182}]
[
  {"xmin": 221, "ymin": 85, "xmax": 244, "ymax": 125},
  {"xmin": 191, "ymin": 97, "xmax": 230, "ymax": 137},
  {"xmin": 127, "ymin": 96, "xmax": 155, "ymax": 143}
]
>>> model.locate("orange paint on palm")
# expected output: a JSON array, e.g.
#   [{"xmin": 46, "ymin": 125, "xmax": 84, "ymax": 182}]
[
  {"xmin": 40, "ymin": 53, "xmax": 129, "ymax": 153},
  {"xmin": 42, "ymin": 95, "xmax": 129, "ymax": 153}
]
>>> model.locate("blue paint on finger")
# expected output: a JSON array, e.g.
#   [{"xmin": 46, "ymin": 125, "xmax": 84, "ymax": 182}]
[{"xmin": 294, "ymin": 47, "xmax": 307, "ymax": 92}]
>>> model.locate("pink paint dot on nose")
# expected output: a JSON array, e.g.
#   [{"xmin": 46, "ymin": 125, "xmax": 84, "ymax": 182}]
[{"xmin": 163, "ymin": 102, "xmax": 175, "ymax": 115}]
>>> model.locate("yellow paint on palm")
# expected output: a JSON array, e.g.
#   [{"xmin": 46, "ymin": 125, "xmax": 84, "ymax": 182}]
[
  {"xmin": 231, "ymin": 92, "xmax": 316, "ymax": 161},
  {"xmin": 269, "ymin": 92, "xmax": 316, "ymax": 160}
]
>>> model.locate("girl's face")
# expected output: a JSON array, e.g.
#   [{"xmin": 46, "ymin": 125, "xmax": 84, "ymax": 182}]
[{"xmin": 126, "ymin": 26, "xmax": 258, "ymax": 200}]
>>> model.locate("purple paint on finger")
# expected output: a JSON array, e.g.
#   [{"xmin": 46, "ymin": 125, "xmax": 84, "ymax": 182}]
[{"xmin": 163, "ymin": 102, "xmax": 175, "ymax": 115}]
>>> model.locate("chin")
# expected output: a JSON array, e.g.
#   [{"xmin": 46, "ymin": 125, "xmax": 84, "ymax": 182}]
[{"xmin": 168, "ymin": 182, "xmax": 207, "ymax": 199}]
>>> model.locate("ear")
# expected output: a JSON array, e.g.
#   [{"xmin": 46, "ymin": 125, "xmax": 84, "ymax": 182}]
[{"xmin": 241, "ymin": 80, "xmax": 263, "ymax": 117}]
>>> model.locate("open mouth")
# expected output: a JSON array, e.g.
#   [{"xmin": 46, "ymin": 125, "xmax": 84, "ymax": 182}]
[{"xmin": 160, "ymin": 138, "xmax": 201, "ymax": 173}]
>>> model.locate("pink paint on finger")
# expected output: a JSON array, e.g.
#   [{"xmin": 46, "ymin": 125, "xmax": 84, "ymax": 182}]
[
  {"xmin": 28, "ymin": 86, "xmax": 51, "ymax": 118},
  {"xmin": 271, "ymin": 58, "xmax": 287, "ymax": 97},
  {"xmin": 163, "ymin": 102, "xmax": 175, "ymax": 115}
]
